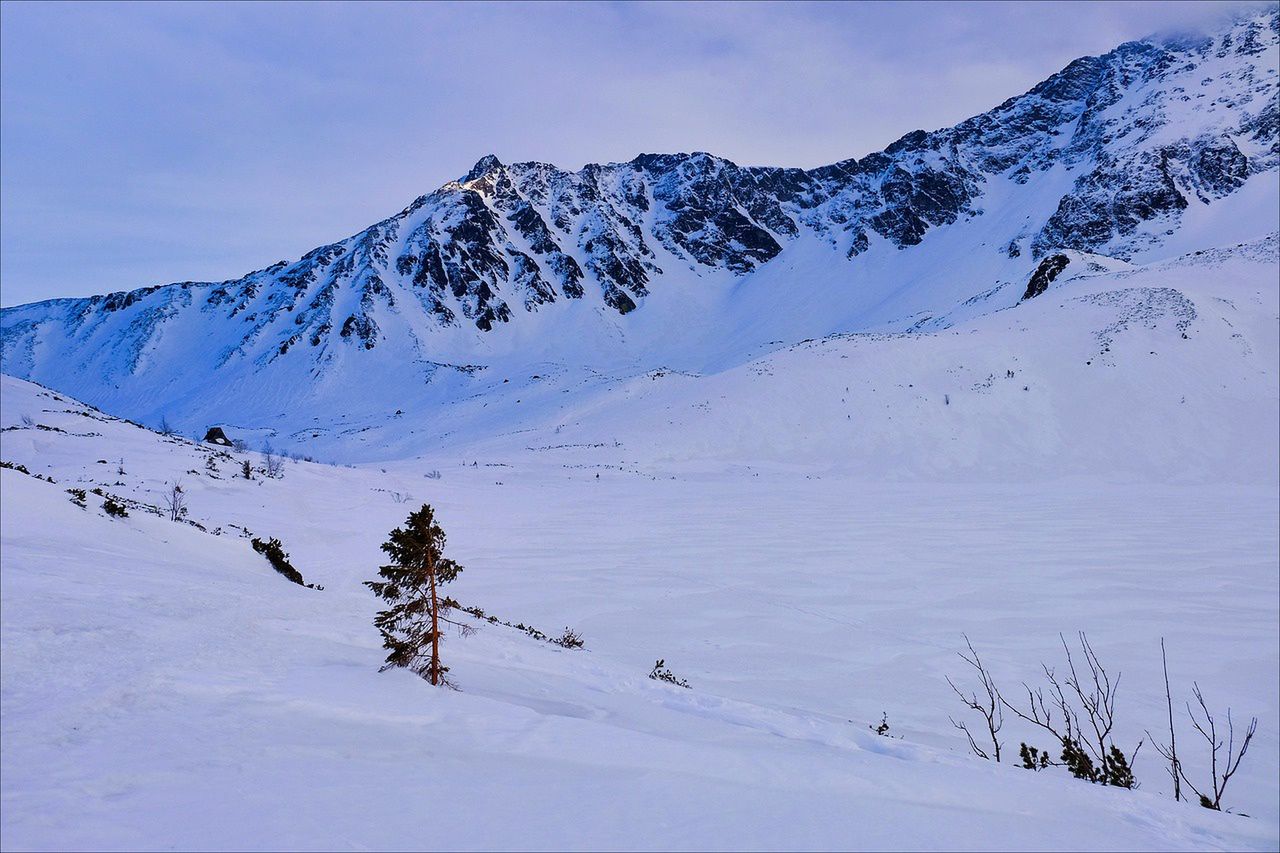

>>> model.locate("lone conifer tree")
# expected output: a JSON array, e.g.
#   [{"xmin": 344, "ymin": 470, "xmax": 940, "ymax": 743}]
[{"xmin": 365, "ymin": 504, "xmax": 463, "ymax": 686}]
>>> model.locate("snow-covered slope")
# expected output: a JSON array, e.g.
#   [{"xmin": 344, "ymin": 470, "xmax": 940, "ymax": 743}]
[
  {"xmin": 21, "ymin": 228, "xmax": 1259, "ymax": 483},
  {"xmin": 461, "ymin": 234, "xmax": 1278, "ymax": 484},
  {"xmin": 2, "ymin": 10, "xmax": 1277, "ymax": 447},
  {"xmin": 1, "ymin": 13, "xmax": 1277, "ymax": 849},
  {"xmin": 2, "ymin": 376, "xmax": 1277, "ymax": 851}
]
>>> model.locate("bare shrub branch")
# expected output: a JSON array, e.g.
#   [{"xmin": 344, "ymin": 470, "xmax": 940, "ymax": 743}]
[
  {"xmin": 1177, "ymin": 682, "xmax": 1258, "ymax": 811},
  {"xmin": 997, "ymin": 633, "xmax": 1140, "ymax": 788},
  {"xmin": 1146, "ymin": 638, "xmax": 1183, "ymax": 801},
  {"xmin": 262, "ymin": 442, "xmax": 284, "ymax": 479},
  {"xmin": 946, "ymin": 634, "xmax": 1004, "ymax": 761},
  {"xmin": 162, "ymin": 481, "xmax": 187, "ymax": 522}
]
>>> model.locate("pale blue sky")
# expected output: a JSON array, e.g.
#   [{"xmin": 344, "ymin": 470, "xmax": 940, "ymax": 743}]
[{"xmin": 0, "ymin": 0, "xmax": 1267, "ymax": 306}]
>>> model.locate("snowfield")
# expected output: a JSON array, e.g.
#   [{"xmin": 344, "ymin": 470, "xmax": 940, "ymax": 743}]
[
  {"xmin": 2, "ymin": 8, "xmax": 1278, "ymax": 850},
  {"xmin": 2, "ymin": 228, "xmax": 1277, "ymax": 850}
]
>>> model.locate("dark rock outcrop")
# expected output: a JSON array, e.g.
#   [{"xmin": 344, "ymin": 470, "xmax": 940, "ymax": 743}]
[{"xmin": 1022, "ymin": 254, "xmax": 1072, "ymax": 300}]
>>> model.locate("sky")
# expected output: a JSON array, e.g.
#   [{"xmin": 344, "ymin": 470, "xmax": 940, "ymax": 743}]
[{"xmin": 0, "ymin": 0, "xmax": 1269, "ymax": 307}]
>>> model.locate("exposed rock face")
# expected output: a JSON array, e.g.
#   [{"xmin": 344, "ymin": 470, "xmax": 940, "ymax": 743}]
[
  {"xmin": 1023, "ymin": 255, "xmax": 1072, "ymax": 300},
  {"xmin": 2, "ymin": 10, "xmax": 1276, "ymax": 400}
]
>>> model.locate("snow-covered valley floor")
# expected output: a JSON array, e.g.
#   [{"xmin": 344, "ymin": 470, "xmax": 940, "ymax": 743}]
[{"xmin": 1, "ymin": 371, "xmax": 1276, "ymax": 851}]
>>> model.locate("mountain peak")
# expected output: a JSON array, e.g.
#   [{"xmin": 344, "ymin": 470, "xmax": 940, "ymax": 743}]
[
  {"xmin": 463, "ymin": 154, "xmax": 505, "ymax": 182},
  {"xmin": 2, "ymin": 19, "xmax": 1276, "ymax": 432}
]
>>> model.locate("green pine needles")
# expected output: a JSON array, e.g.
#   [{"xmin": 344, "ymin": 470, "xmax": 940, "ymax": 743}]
[{"xmin": 365, "ymin": 504, "xmax": 463, "ymax": 686}]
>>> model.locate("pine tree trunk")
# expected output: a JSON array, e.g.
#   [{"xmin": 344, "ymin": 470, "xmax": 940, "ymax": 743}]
[{"xmin": 427, "ymin": 549, "xmax": 440, "ymax": 686}]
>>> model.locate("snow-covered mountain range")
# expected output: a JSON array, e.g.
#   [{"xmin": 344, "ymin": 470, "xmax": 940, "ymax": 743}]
[{"xmin": 2, "ymin": 10, "xmax": 1277, "ymax": 454}]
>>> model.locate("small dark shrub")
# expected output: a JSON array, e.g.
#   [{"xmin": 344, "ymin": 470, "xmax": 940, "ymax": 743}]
[
  {"xmin": 103, "ymin": 497, "xmax": 129, "ymax": 518},
  {"xmin": 251, "ymin": 536, "xmax": 318, "ymax": 588},
  {"xmin": 1024, "ymin": 737, "xmax": 1135, "ymax": 787},
  {"xmin": 1103, "ymin": 745, "xmax": 1136, "ymax": 790},
  {"xmin": 1061, "ymin": 737, "xmax": 1102, "ymax": 783},
  {"xmin": 452, "ymin": 601, "xmax": 582, "ymax": 649},
  {"xmin": 241, "ymin": 460, "xmax": 253, "ymax": 480},
  {"xmin": 552, "ymin": 627, "xmax": 585, "ymax": 649},
  {"xmin": 1020, "ymin": 743, "xmax": 1051, "ymax": 770},
  {"xmin": 67, "ymin": 488, "xmax": 87, "ymax": 507},
  {"xmin": 649, "ymin": 659, "xmax": 691, "ymax": 689}
]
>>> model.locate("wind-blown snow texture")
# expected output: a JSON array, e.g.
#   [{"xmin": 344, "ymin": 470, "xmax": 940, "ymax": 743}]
[{"xmin": 2, "ymin": 10, "xmax": 1277, "ymax": 450}]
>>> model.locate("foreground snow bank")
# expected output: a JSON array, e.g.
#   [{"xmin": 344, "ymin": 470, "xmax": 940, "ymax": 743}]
[{"xmin": 1, "ymin": 377, "xmax": 1276, "ymax": 851}]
